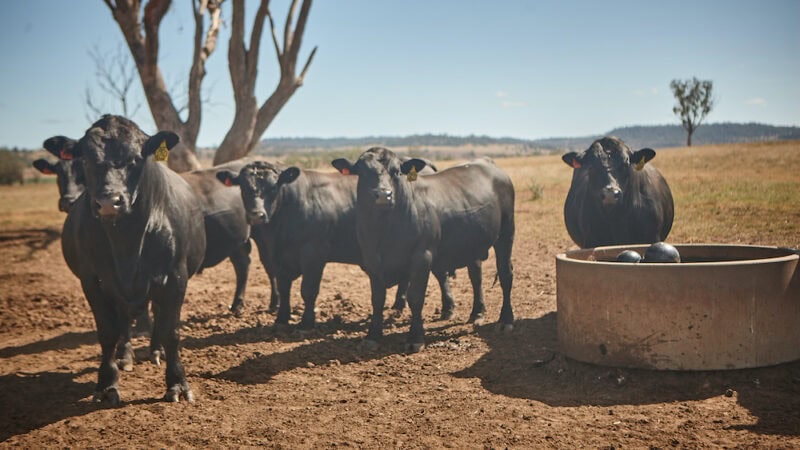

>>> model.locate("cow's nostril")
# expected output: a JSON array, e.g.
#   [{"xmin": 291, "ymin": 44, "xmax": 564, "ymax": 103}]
[{"xmin": 112, "ymin": 196, "xmax": 124, "ymax": 207}]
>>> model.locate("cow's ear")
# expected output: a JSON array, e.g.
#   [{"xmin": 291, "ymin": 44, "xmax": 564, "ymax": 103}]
[
  {"xmin": 277, "ymin": 167, "xmax": 300, "ymax": 185},
  {"xmin": 562, "ymin": 152, "xmax": 582, "ymax": 169},
  {"xmin": 631, "ymin": 148, "xmax": 656, "ymax": 171},
  {"xmin": 400, "ymin": 158, "xmax": 427, "ymax": 175},
  {"xmin": 332, "ymin": 158, "xmax": 356, "ymax": 175},
  {"xmin": 142, "ymin": 131, "xmax": 180, "ymax": 160},
  {"xmin": 33, "ymin": 159, "xmax": 56, "ymax": 175},
  {"xmin": 43, "ymin": 136, "xmax": 78, "ymax": 160},
  {"xmin": 215, "ymin": 170, "xmax": 240, "ymax": 187}
]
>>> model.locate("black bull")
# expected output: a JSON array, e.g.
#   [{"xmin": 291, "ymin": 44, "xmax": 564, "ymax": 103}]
[
  {"xmin": 332, "ymin": 148, "xmax": 515, "ymax": 352},
  {"xmin": 562, "ymin": 136, "xmax": 674, "ymax": 249},
  {"xmin": 60, "ymin": 115, "xmax": 206, "ymax": 405}
]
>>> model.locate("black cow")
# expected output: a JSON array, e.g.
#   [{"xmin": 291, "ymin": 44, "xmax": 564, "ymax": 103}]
[
  {"xmin": 332, "ymin": 148, "xmax": 515, "ymax": 352},
  {"xmin": 32, "ymin": 136, "xmax": 85, "ymax": 212},
  {"xmin": 561, "ymin": 136, "xmax": 674, "ymax": 248},
  {"xmin": 61, "ymin": 115, "xmax": 206, "ymax": 404},
  {"xmin": 215, "ymin": 160, "xmax": 456, "ymax": 332}
]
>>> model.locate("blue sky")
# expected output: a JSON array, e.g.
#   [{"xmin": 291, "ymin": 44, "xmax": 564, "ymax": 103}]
[{"xmin": 1, "ymin": 0, "xmax": 798, "ymax": 149}]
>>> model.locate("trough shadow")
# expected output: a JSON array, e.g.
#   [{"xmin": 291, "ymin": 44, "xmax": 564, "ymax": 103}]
[
  {"xmin": 0, "ymin": 330, "xmax": 97, "ymax": 359},
  {"xmin": 204, "ymin": 322, "xmax": 471, "ymax": 385},
  {"xmin": 0, "ymin": 368, "xmax": 96, "ymax": 442},
  {"xmin": 455, "ymin": 312, "xmax": 800, "ymax": 436}
]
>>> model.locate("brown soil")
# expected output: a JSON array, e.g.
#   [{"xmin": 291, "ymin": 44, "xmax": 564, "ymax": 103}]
[{"xmin": 2, "ymin": 146, "xmax": 800, "ymax": 448}]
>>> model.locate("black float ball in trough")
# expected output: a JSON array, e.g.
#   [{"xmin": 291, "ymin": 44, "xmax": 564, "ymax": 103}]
[
  {"xmin": 643, "ymin": 242, "xmax": 681, "ymax": 263},
  {"xmin": 616, "ymin": 250, "xmax": 643, "ymax": 263}
]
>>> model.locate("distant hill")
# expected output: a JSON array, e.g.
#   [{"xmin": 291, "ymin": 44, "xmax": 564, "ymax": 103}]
[{"xmin": 254, "ymin": 123, "xmax": 800, "ymax": 156}]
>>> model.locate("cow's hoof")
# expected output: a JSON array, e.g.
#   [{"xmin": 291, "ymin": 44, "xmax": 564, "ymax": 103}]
[
  {"xmin": 469, "ymin": 313, "xmax": 486, "ymax": 327},
  {"xmin": 150, "ymin": 349, "xmax": 164, "ymax": 367},
  {"xmin": 164, "ymin": 385, "xmax": 194, "ymax": 403},
  {"xmin": 389, "ymin": 307, "xmax": 404, "ymax": 318},
  {"xmin": 497, "ymin": 322, "xmax": 514, "ymax": 333},
  {"xmin": 116, "ymin": 357, "xmax": 134, "ymax": 372},
  {"xmin": 440, "ymin": 310, "xmax": 455, "ymax": 321},
  {"xmin": 405, "ymin": 342, "xmax": 425, "ymax": 353},
  {"xmin": 294, "ymin": 327, "xmax": 315, "ymax": 338},
  {"xmin": 93, "ymin": 386, "xmax": 121, "ymax": 406},
  {"xmin": 360, "ymin": 339, "xmax": 380, "ymax": 352},
  {"xmin": 230, "ymin": 303, "xmax": 245, "ymax": 317}
]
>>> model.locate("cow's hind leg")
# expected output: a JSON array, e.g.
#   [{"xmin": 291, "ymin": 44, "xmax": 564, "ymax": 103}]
[
  {"xmin": 493, "ymin": 233, "xmax": 514, "ymax": 332},
  {"xmin": 81, "ymin": 276, "xmax": 122, "ymax": 406},
  {"xmin": 466, "ymin": 260, "xmax": 486, "ymax": 325},
  {"xmin": 228, "ymin": 240, "xmax": 252, "ymax": 316},
  {"xmin": 390, "ymin": 280, "xmax": 408, "ymax": 315},
  {"xmin": 432, "ymin": 270, "xmax": 455, "ymax": 321}
]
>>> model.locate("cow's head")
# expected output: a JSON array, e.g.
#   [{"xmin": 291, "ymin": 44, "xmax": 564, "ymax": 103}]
[
  {"xmin": 216, "ymin": 161, "xmax": 300, "ymax": 225},
  {"xmin": 65, "ymin": 115, "xmax": 179, "ymax": 220},
  {"xmin": 562, "ymin": 137, "xmax": 655, "ymax": 209},
  {"xmin": 332, "ymin": 147, "xmax": 428, "ymax": 210},
  {"xmin": 34, "ymin": 136, "xmax": 85, "ymax": 212}
]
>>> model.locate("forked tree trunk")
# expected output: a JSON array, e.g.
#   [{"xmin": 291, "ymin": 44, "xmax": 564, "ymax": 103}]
[{"xmin": 102, "ymin": 0, "xmax": 314, "ymax": 170}]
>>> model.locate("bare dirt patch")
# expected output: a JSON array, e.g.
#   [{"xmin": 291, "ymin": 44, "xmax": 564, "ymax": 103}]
[{"xmin": 2, "ymin": 141, "xmax": 799, "ymax": 448}]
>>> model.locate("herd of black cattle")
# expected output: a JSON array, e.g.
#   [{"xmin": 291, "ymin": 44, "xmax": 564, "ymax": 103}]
[{"xmin": 31, "ymin": 115, "xmax": 674, "ymax": 405}]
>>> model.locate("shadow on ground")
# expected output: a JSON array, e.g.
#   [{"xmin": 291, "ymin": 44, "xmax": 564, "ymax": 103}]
[
  {"xmin": 0, "ymin": 369, "xmax": 95, "ymax": 442},
  {"xmin": 454, "ymin": 312, "xmax": 800, "ymax": 436}
]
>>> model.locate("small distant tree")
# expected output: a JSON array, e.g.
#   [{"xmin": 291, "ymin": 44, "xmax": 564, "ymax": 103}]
[
  {"xmin": 670, "ymin": 77, "xmax": 714, "ymax": 147},
  {"xmin": 0, "ymin": 149, "xmax": 24, "ymax": 185}
]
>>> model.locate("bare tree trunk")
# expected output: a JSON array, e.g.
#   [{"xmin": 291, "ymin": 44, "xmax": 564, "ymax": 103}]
[
  {"xmin": 103, "ymin": 0, "xmax": 314, "ymax": 169},
  {"xmin": 213, "ymin": 0, "xmax": 316, "ymax": 165},
  {"xmin": 102, "ymin": 0, "xmax": 220, "ymax": 171}
]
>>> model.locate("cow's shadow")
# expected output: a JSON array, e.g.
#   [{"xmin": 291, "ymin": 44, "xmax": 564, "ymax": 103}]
[
  {"xmin": 202, "ymin": 321, "xmax": 471, "ymax": 385},
  {"xmin": 0, "ymin": 368, "xmax": 96, "ymax": 442},
  {"xmin": 0, "ymin": 331, "xmax": 96, "ymax": 359},
  {"xmin": 455, "ymin": 313, "xmax": 800, "ymax": 436}
]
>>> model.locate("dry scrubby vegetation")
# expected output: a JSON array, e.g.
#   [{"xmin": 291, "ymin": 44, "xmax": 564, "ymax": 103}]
[{"xmin": 0, "ymin": 140, "xmax": 799, "ymax": 447}]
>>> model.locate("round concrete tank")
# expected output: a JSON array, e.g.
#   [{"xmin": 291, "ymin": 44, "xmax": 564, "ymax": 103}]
[{"xmin": 556, "ymin": 244, "xmax": 800, "ymax": 370}]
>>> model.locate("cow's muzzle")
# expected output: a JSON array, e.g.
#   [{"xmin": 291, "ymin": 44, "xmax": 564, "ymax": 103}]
[
  {"xmin": 247, "ymin": 210, "xmax": 268, "ymax": 225},
  {"xmin": 373, "ymin": 188, "xmax": 394, "ymax": 207},
  {"xmin": 601, "ymin": 186, "xmax": 622, "ymax": 207},
  {"xmin": 95, "ymin": 194, "xmax": 126, "ymax": 218},
  {"xmin": 59, "ymin": 197, "xmax": 77, "ymax": 213}
]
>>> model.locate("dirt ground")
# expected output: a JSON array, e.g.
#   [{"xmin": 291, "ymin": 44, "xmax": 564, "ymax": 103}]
[{"xmin": 1, "ymin": 144, "xmax": 799, "ymax": 448}]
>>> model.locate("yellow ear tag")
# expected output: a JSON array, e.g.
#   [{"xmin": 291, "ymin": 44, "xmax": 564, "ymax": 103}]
[
  {"xmin": 154, "ymin": 140, "xmax": 169, "ymax": 162},
  {"xmin": 634, "ymin": 158, "xmax": 646, "ymax": 171},
  {"xmin": 407, "ymin": 166, "xmax": 418, "ymax": 182}
]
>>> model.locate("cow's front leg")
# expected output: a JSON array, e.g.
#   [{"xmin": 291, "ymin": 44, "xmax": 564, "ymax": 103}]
[
  {"xmin": 406, "ymin": 249, "xmax": 433, "ymax": 352},
  {"xmin": 81, "ymin": 276, "xmax": 122, "ymax": 406},
  {"xmin": 364, "ymin": 274, "xmax": 387, "ymax": 350},
  {"xmin": 151, "ymin": 273, "xmax": 193, "ymax": 403}
]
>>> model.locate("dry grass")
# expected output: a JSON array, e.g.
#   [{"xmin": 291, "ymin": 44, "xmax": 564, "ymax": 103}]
[{"xmin": 3, "ymin": 140, "xmax": 799, "ymax": 250}]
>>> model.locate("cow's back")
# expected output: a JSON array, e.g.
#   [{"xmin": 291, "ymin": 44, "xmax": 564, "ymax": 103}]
[
  {"xmin": 271, "ymin": 171, "xmax": 361, "ymax": 269},
  {"xmin": 414, "ymin": 158, "xmax": 515, "ymax": 272}
]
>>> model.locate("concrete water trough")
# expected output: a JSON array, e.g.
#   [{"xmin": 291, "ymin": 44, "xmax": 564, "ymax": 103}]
[{"xmin": 556, "ymin": 244, "xmax": 800, "ymax": 370}]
